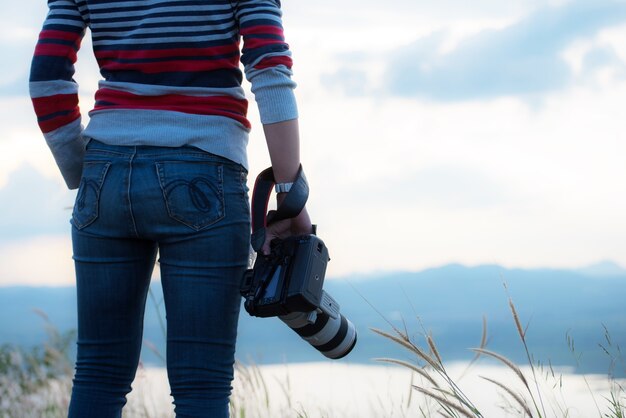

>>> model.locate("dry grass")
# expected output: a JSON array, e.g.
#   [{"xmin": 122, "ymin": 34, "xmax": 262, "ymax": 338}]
[
  {"xmin": 372, "ymin": 285, "xmax": 626, "ymax": 418},
  {"xmin": 0, "ymin": 311, "xmax": 74, "ymax": 418}
]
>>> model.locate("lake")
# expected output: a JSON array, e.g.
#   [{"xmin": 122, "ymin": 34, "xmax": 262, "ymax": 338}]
[{"xmin": 125, "ymin": 361, "xmax": 623, "ymax": 417}]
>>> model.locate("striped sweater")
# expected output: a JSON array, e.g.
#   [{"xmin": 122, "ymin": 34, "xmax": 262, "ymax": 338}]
[{"xmin": 29, "ymin": 0, "xmax": 297, "ymax": 189}]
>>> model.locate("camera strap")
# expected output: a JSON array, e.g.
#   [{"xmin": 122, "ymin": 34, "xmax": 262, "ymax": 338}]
[{"xmin": 250, "ymin": 165, "xmax": 309, "ymax": 252}]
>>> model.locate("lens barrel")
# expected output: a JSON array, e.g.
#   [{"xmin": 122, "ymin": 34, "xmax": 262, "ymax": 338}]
[{"xmin": 280, "ymin": 308, "xmax": 357, "ymax": 360}]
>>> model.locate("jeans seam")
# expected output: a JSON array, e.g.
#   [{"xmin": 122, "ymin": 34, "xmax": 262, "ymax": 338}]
[
  {"xmin": 238, "ymin": 169, "xmax": 251, "ymax": 220},
  {"xmin": 127, "ymin": 147, "xmax": 139, "ymax": 237}
]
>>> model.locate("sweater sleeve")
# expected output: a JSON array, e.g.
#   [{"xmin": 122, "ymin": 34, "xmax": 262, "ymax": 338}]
[
  {"xmin": 234, "ymin": 0, "xmax": 298, "ymax": 125},
  {"xmin": 29, "ymin": 0, "xmax": 87, "ymax": 189}
]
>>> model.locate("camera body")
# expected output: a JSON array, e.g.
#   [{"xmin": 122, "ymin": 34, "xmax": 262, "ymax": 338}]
[{"xmin": 241, "ymin": 234, "xmax": 329, "ymax": 318}]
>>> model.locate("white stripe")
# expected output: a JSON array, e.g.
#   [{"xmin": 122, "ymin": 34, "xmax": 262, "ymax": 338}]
[
  {"xmin": 98, "ymin": 80, "xmax": 246, "ymax": 100},
  {"xmin": 29, "ymin": 80, "xmax": 78, "ymax": 98},
  {"xmin": 43, "ymin": 118, "xmax": 83, "ymax": 144},
  {"xmin": 50, "ymin": 0, "xmax": 82, "ymax": 7},
  {"xmin": 44, "ymin": 19, "xmax": 85, "ymax": 27},
  {"xmin": 239, "ymin": 12, "xmax": 281, "ymax": 25}
]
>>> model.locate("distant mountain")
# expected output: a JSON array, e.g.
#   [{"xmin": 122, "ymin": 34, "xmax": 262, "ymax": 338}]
[
  {"xmin": 1, "ymin": 264, "xmax": 624, "ymax": 376},
  {"xmin": 576, "ymin": 260, "xmax": 626, "ymax": 277}
]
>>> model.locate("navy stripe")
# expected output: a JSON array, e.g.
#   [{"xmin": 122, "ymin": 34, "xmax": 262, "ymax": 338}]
[
  {"xmin": 93, "ymin": 38, "xmax": 237, "ymax": 51},
  {"xmin": 42, "ymin": 24, "xmax": 85, "ymax": 33},
  {"xmin": 245, "ymin": 33, "xmax": 284, "ymax": 41},
  {"xmin": 39, "ymin": 39, "xmax": 79, "ymax": 48},
  {"xmin": 30, "ymin": 56, "xmax": 75, "ymax": 82},
  {"xmin": 241, "ymin": 44, "xmax": 288, "ymax": 66},
  {"xmin": 239, "ymin": 18, "xmax": 283, "ymax": 28},
  {"xmin": 102, "ymin": 69, "xmax": 242, "ymax": 88},
  {"xmin": 106, "ymin": 52, "xmax": 238, "ymax": 65},
  {"xmin": 50, "ymin": 5, "xmax": 84, "ymax": 12},
  {"xmin": 94, "ymin": 39, "xmax": 235, "ymax": 51},
  {"xmin": 38, "ymin": 109, "xmax": 75, "ymax": 122}
]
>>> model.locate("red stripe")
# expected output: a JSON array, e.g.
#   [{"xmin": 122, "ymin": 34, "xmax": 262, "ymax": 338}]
[
  {"xmin": 34, "ymin": 43, "xmax": 78, "ymax": 61},
  {"xmin": 38, "ymin": 109, "xmax": 81, "ymax": 133},
  {"xmin": 254, "ymin": 55, "xmax": 293, "ymax": 70},
  {"xmin": 243, "ymin": 37, "xmax": 285, "ymax": 50},
  {"xmin": 39, "ymin": 30, "xmax": 82, "ymax": 43},
  {"xmin": 32, "ymin": 94, "xmax": 79, "ymax": 118},
  {"xmin": 99, "ymin": 57, "xmax": 239, "ymax": 74},
  {"xmin": 240, "ymin": 25, "xmax": 285, "ymax": 37},
  {"xmin": 95, "ymin": 44, "xmax": 239, "ymax": 61},
  {"xmin": 94, "ymin": 89, "xmax": 250, "ymax": 128},
  {"xmin": 96, "ymin": 89, "xmax": 246, "ymax": 112}
]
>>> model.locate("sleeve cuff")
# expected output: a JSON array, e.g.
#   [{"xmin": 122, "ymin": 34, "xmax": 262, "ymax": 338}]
[
  {"xmin": 44, "ymin": 120, "xmax": 86, "ymax": 189},
  {"xmin": 249, "ymin": 68, "xmax": 298, "ymax": 124}
]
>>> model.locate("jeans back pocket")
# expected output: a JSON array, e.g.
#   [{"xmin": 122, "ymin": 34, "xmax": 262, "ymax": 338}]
[
  {"xmin": 72, "ymin": 161, "xmax": 111, "ymax": 229},
  {"xmin": 156, "ymin": 161, "xmax": 225, "ymax": 231}
]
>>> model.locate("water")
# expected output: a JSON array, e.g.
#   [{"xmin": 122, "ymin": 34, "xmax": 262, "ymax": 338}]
[{"xmin": 127, "ymin": 362, "xmax": 624, "ymax": 417}]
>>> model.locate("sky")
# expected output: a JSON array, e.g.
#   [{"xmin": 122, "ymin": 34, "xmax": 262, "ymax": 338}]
[{"xmin": 1, "ymin": 0, "xmax": 626, "ymax": 285}]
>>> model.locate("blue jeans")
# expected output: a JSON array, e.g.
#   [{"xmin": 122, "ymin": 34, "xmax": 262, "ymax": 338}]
[{"xmin": 68, "ymin": 140, "xmax": 250, "ymax": 418}]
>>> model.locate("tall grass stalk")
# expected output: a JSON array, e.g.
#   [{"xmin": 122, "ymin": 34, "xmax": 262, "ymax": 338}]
[{"xmin": 506, "ymin": 286, "xmax": 547, "ymax": 418}]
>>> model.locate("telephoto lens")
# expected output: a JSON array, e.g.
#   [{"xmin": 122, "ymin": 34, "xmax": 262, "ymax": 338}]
[{"xmin": 280, "ymin": 291, "xmax": 357, "ymax": 359}]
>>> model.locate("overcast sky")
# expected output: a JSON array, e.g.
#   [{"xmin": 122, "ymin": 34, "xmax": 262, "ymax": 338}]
[{"xmin": 1, "ymin": 0, "xmax": 626, "ymax": 285}]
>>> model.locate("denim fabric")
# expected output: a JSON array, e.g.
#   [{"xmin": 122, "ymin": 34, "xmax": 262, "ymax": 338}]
[{"xmin": 68, "ymin": 140, "xmax": 250, "ymax": 418}]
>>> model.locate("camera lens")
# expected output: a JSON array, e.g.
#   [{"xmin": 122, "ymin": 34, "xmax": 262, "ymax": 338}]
[{"xmin": 280, "ymin": 310, "xmax": 357, "ymax": 359}]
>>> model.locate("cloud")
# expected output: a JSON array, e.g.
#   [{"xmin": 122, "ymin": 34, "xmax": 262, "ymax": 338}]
[
  {"xmin": 581, "ymin": 44, "xmax": 626, "ymax": 76},
  {"xmin": 320, "ymin": 68, "xmax": 370, "ymax": 96},
  {"xmin": 0, "ymin": 77, "xmax": 29, "ymax": 97},
  {"xmin": 0, "ymin": 235, "xmax": 75, "ymax": 286},
  {"xmin": 345, "ymin": 165, "xmax": 510, "ymax": 210},
  {"xmin": 0, "ymin": 165, "xmax": 78, "ymax": 285},
  {"xmin": 0, "ymin": 164, "xmax": 75, "ymax": 240},
  {"xmin": 0, "ymin": 40, "xmax": 33, "ymax": 98},
  {"xmin": 325, "ymin": 0, "xmax": 626, "ymax": 101}
]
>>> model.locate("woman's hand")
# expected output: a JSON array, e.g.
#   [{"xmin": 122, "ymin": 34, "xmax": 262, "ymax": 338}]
[{"xmin": 261, "ymin": 206, "xmax": 312, "ymax": 255}]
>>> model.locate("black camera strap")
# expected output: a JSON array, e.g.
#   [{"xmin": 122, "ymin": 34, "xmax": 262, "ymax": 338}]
[{"xmin": 250, "ymin": 165, "xmax": 309, "ymax": 252}]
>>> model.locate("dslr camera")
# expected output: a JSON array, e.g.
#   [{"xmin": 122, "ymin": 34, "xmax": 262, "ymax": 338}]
[{"xmin": 240, "ymin": 166, "xmax": 357, "ymax": 360}]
